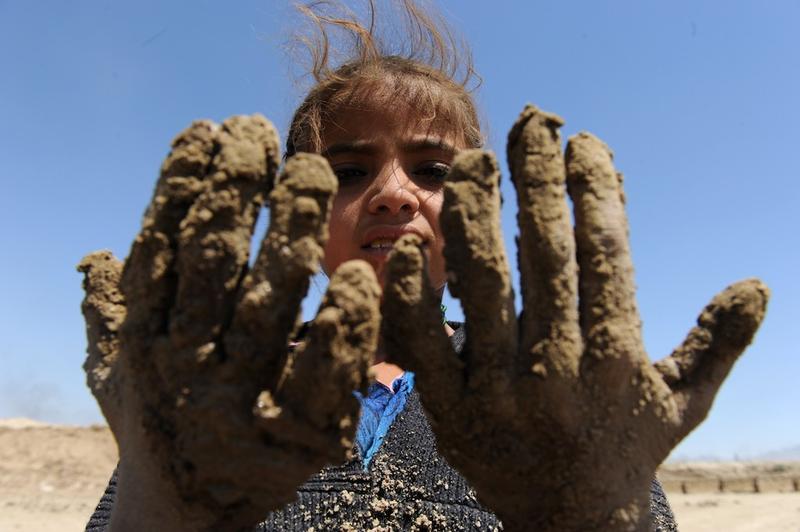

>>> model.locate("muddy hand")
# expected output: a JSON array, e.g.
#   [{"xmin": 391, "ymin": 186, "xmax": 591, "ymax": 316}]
[
  {"xmin": 381, "ymin": 105, "xmax": 769, "ymax": 532},
  {"xmin": 78, "ymin": 116, "xmax": 380, "ymax": 531}
]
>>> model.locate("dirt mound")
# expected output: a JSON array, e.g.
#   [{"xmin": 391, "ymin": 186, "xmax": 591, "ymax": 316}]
[{"xmin": 0, "ymin": 418, "xmax": 48, "ymax": 429}]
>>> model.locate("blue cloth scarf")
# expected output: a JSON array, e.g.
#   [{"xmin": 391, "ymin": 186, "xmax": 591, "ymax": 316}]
[{"xmin": 353, "ymin": 371, "xmax": 415, "ymax": 470}]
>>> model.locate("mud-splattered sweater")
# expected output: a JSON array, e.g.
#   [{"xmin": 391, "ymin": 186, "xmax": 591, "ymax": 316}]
[{"xmin": 86, "ymin": 325, "xmax": 678, "ymax": 531}]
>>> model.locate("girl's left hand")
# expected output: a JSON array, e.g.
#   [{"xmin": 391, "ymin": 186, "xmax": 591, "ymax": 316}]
[{"xmin": 381, "ymin": 104, "xmax": 768, "ymax": 532}]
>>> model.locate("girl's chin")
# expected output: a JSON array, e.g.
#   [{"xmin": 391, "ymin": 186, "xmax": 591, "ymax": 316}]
[
  {"xmin": 337, "ymin": 247, "xmax": 444, "ymax": 290},
  {"xmin": 369, "ymin": 257, "xmax": 389, "ymax": 287},
  {"xmin": 363, "ymin": 255, "xmax": 447, "ymax": 294}
]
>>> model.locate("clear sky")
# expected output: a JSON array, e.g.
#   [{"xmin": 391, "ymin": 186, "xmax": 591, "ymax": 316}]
[{"xmin": 1, "ymin": 1, "xmax": 798, "ymax": 460}]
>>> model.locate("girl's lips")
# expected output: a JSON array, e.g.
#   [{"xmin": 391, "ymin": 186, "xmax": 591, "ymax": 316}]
[
  {"xmin": 360, "ymin": 239, "xmax": 429, "ymax": 255},
  {"xmin": 359, "ymin": 227, "xmax": 429, "ymax": 253},
  {"xmin": 361, "ymin": 246, "xmax": 396, "ymax": 256}
]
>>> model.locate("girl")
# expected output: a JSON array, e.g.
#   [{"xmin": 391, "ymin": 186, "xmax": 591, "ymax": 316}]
[{"xmin": 81, "ymin": 1, "xmax": 766, "ymax": 530}]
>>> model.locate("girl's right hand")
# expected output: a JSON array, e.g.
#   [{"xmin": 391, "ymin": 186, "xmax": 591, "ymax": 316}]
[{"xmin": 79, "ymin": 115, "xmax": 381, "ymax": 531}]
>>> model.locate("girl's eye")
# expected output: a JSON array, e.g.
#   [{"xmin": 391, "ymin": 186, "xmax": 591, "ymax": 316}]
[
  {"xmin": 414, "ymin": 162, "xmax": 451, "ymax": 182},
  {"xmin": 333, "ymin": 166, "xmax": 367, "ymax": 183}
]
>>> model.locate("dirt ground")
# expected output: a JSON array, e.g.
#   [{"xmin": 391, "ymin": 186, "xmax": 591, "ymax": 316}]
[
  {"xmin": 1, "ymin": 418, "xmax": 798, "ymax": 531},
  {"xmin": 666, "ymin": 493, "xmax": 800, "ymax": 531},
  {"xmin": 660, "ymin": 461, "xmax": 800, "ymax": 531},
  {"xmin": 0, "ymin": 419, "xmax": 117, "ymax": 532}
]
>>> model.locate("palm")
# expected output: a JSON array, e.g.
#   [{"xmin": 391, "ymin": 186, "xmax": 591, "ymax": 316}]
[
  {"xmin": 381, "ymin": 105, "xmax": 768, "ymax": 531},
  {"xmin": 79, "ymin": 115, "xmax": 381, "ymax": 531}
]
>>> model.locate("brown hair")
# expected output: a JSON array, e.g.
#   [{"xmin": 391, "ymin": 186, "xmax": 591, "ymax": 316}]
[{"xmin": 285, "ymin": 0, "xmax": 483, "ymax": 157}]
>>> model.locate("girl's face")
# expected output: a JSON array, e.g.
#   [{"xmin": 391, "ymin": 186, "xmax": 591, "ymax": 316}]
[{"xmin": 319, "ymin": 110, "xmax": 464, "ymax": 290}]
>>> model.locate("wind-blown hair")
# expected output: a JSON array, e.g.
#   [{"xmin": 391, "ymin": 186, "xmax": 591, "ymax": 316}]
[{"xmin": 286, "ymin": 0, "xmax": 483, "ymax": 157}]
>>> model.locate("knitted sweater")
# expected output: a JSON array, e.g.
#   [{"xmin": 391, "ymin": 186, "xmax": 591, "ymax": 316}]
[{"xmin": 86, "ymin": 326, "xmax": 678, "ymax": 531}]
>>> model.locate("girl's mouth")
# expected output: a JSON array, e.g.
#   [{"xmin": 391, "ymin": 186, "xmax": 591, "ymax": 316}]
[
  {"xmin": 361, "ymin": 237, "xmax": 429, "ymax": 254},
  {"xmin": 363, "ymin": 238, "xmax": 399, "ymax": 251}
]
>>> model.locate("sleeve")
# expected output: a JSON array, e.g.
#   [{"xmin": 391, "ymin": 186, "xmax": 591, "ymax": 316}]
[
  {"xmin": 650, "ymin": 477, "xmax": 679, "ymax": 531},
  {"xmin": 85, "ymin": 466, "xmax": 118, "ymax": 531}
]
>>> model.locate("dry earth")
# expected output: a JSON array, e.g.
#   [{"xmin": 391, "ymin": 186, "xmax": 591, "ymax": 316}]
[
  {"xmin": 1, "ymin": 418, "xmax": 798, "ymax": 531},
  {"xmin": 660, "ymin": 461, "xmax": 800, "ymax": 531},
  {"xmin": 0, "ymin": 419, "xmax": 116, "ymax": 531}
]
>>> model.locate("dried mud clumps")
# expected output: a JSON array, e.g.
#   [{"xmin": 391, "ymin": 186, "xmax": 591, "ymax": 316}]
[
  {"xmin": 79, "ymin": 115, "xmax": 381, "ymax": 531},
  {"xmin": 79, "ymin": 107, "xmax": 769, "ymax": 532},
  {"xmin": 382, "ymin": 104, "xmax": 769, "ymax": 531},
  {"xmin": 78, "ymin": 251, "xmax": 125, "ymax": 433}
]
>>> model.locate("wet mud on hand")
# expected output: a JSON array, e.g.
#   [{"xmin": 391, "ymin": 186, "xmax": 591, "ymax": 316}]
[
  {"xmin": 79, "ymin": 115, "xmax": 381, "ymax": 531},
  {"xmin": 382, "ymin": 104, "xmax": 769, "ymax": 532}
]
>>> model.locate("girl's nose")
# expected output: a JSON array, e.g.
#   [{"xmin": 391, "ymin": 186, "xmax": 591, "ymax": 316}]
[{"xmin": 367, "ymin": 162, "xmax": 420, "ymax": 216}]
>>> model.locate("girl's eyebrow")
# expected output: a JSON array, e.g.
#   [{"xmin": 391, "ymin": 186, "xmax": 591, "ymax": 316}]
[
  {"xmin": 321, "ymin": 137, "xmax": 457, "ymax": 158},
  {"xmin": 322, "ymin": 140, "xmax": 378, "ymax": 157},
  {"xmin": 401, "ymin": 138, "xmax": 457, "ymax": 156}
]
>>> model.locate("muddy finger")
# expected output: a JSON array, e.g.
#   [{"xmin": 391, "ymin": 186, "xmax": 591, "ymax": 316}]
[
  {"xmin": 655, "ymin": 279, "xmax": 769, "ymax": 440},
  {"xmin": 254, "ymin": 260, "xmax": 380, "ymax": 461},
  {"xmin": 225, "ymin": 153, "xmax": 337, "ymax": 387},
  {"xmin": 441, "ymin": 149, "xmax": 517, "ymax": 391},
  {"xmin": 120, "ymin": 119, "xmax": 218, "ymax": 353},
  {"xmin": 381, "ymin": 235, "xmax": 463, "ymax": 419},
  {"xmin": 78, "ymin": 250, "xmax": 126, "ymax": 428},
  {"xmin": 169, "ymin": 115, "xmax": 280, "ymax": 356},
  {"xmin": 507, "ymin": 105, "xmax": 581, "ymax": 377},
  {"xmin": 565, "ymin": 132, "xmax": 644, "ymax": 385}
]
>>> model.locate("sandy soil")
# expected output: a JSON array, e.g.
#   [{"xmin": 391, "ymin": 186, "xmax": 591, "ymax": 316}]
[
  {"xmin": 1, "ymin": 418, "xmax": 798, "ymax": 531},
  {"xmin": 666, "ymin": 493, "xmax": 800, "ymax": 532},
  {"xmin": 660, "ymin": 461, "xmax": 800, "ymax": 531},
  {"xmin": 0, "ymin": 419, "xmax": 117, "ymax": 532}
]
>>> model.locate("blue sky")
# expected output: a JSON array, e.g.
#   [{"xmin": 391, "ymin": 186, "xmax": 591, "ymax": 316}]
[{"xmin": 1, "ymin": 1, "xmax": 798, "ymax": 460}]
